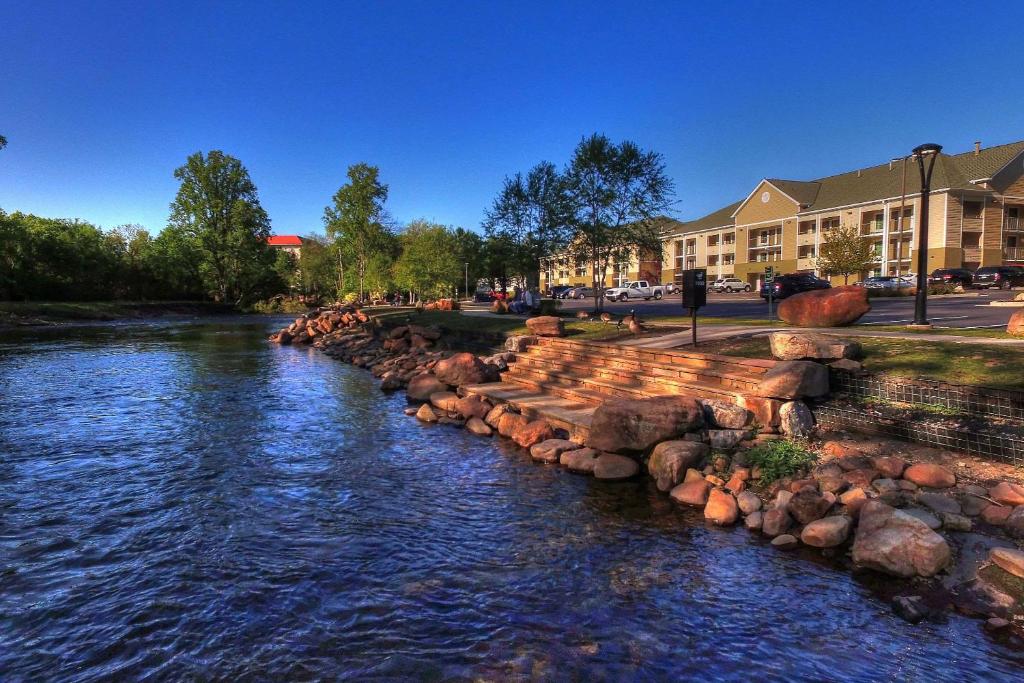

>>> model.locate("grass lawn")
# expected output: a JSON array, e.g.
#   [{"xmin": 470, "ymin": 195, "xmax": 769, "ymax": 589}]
[
  {"xmin": 371, "ymin": 309, "xmax": 632, "ymax": 341},
  {"xmin": 698, "ymin": 334, "xmax": 1024, "ymax": 390},
  {"xmin": 851, "ymin": 324, "xmax": 1012, "ymax": 339}
]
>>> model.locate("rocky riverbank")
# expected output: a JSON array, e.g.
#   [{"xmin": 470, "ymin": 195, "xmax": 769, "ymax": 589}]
[{"xmin": 269, "ymin": 308, "xmax": 1024, "ymax": 631}]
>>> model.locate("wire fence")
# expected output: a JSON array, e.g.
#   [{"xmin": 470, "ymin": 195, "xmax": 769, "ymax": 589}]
[
  {"xmin": 813, "ymin": 403, "xmax": 1023, "ymax": 466},
  {"xmin": 830, "ymin": 370, "xmax": 1024, "ymax": 422}
]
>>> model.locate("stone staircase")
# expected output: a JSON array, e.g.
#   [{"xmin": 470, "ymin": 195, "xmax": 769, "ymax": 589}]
[{"xmin": 464, "ymin": 337, "xmax": 777, "ymax": 442}]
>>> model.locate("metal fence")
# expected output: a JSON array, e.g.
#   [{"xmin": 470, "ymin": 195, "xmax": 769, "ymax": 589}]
[
  {"xmin": 830, "ymin": 370, "xmax": 1024, "ymax": 422},
  {"xmin": 813, "ymin": 403, "xmax": 1023, "ymax": 466}
]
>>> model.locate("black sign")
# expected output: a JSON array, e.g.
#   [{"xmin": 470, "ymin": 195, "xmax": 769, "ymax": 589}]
[
  {"xmin": 680, "ymin": 268, "xmax": 707, "ymax": 309},
  {"xmin": 765, "ymin": 265, "xmax": 775, "ymax": 283}
]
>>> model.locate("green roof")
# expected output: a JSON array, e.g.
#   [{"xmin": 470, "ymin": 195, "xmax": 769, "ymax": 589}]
[{"xmin": 664, "ymin": 201, "xmax": 741, "ymax": 236}]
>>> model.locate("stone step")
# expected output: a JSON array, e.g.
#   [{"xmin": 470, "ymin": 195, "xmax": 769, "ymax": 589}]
[
  {"xmin": 461, "ymin": 382, "xmax": 596, "ymax": 442},
  {"xmin": 505, "ymin": 364, "xmax": 744, "ymax": 405},
  {"xmin": 536, "ymin": 336, "xmax": 774, "ymax": 375},
  {"xmin": 515, "ymin": 350, "xmax": 763, "ymax": 393}
]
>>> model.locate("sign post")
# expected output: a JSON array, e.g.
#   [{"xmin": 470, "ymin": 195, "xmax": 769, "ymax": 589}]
[
  {"xmin": 678, "ymin": 268, "xmax": 707, "ymax": 347},
  {"xmin": 765, "ymin": 266, "xmax": 775, "ymax": 323}
]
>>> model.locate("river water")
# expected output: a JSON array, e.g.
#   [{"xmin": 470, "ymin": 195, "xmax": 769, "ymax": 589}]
[{"xmin": 1, "ymin": 318, "xmax": 1021, "ymax": 681}]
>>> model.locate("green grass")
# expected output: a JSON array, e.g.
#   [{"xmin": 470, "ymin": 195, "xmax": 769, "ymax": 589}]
[
  {"xmin": 371, "ymin": 309, "xmax": 630, "ymax": 341},
  {"xmin": 699, "ymin": 334, "xmax": 1024, "ymax": 390},
  {"xmin": 0, "ymin": 301, "xmax": 231, "ymax": 323},
  {"xmin": 745, "ymin": 440, "xmax": 818, "ymax": 484},
  {"xmin": 851, "ymin": 324, "xmax": 1012, "ymax": 339}
]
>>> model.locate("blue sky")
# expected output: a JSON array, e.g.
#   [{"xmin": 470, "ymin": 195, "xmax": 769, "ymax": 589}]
[{"xmin": 2, "ymin": 1, "xmax": 1023, "ymax": 235}]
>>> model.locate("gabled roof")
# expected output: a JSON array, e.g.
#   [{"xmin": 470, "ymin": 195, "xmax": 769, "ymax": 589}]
[
  {"xmin": 949, "ymin": 140, "xmax": 1024, "ymax": 181},
  {"xmin": 268, "ymin": 235, "xmax": 303, "ymax": 246},
  {"xmin": 665, "ymin": 201, "xmax": 741, "ymax": 237},
  {"xmin": 766, "ymin": 179, "xmax": 820, "ymax": 207}
]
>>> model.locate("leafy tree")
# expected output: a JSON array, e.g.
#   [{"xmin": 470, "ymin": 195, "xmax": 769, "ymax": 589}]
[
  {"xmin": 481, "ymin": 231, "xmax": 517, "ymax": 294},
  {"xmin": 816, "ymin": 223, "xmax": 876, "ymax": 284},
  {"xmin": 483, "ymin": 161, "xmax": 570, "ymax": 289},
  {"xmin": 148, "ymin": 224, "xmax": 205, "ymax": 299},
  {"xmin": 393, "ymin": 220, "xmax": 461, "ymax": 301},
  {"xmin": 451, "ymin": 227, "xmax": 487, "ymax": 298},
  {"xmin": 323, "ymin": 163, "xmax": 393, "ymax": 301},
  {"xmin": 168, "ymin": 150, "xmax": 277, "ymax": 304},
  {"xmin": 564, "ymin": 134, "xmax": 673, "ymax": 311},
  {"xmin": 0, "ymin": 134, "xmax": 7, "ymax": 151}
]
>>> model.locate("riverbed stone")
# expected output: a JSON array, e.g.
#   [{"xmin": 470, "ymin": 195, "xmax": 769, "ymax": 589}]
[
  {"xmin": 530, "ymin": 439, "xmax": 579, "ymax": 463},
  {"xmin": 843, "ymin": 468, "xmax": 879, "ymax": 490},
  {"xmin": 707, "ymin": 429, "xmax": 747, "ymax": 450},
  {"xmin": 872, "ymin": 456, "xmax": 908, "ymax": 479},
  {"xmin": 788, "ymin": 488, "xmax": 833, "ymax": 524},
  {"xmin": 512, "ymin": 419, "xmax": 556, "ymax": 449},
  {"xmin": 670, "ymin": 480, "xmax": 711, "ymax": 507},
  {"xmin": 839, "ymin": 487, "xmax": 868, "ymax": 516},
  {"xmin": 704, "ymin": 489, "xmax": 739, "ymax": 525},
  {"xmin": 415, "ymin": 403, "xmax": 439, "ymax": 423},
  {"xmin": 433, "ymin": 352, "xmax": 493, "ymax": 387},
  {"xmin": 772, "ymin": 534, "xmax": 799, "ymax": 550},
  {"xmin": 406, "ymin": 373, "xmax": 449, "ymax": 401},
  {"xmin": 801, "ymin": 516, "xmax": 851, "ymax": 548},
  {"xmin": 852, "ymin": 500, "xmax": 952, "ymax": 578},
  {"xmin": 453, "ymin": 394, "xmax": 491, "ymax": 420},
  {"xmin": 753, "ymin": 361, "xmax": 830, "ymax": 400},
  {"xmin": 940, "ymin": 512, "xmax": 972, "ymax": 532},
  {"xmin": 561, "ymin": 447, "xmax": 600, "ymax": 473},
  {"xmin": 769, "ymin": 332, "xmax": 862, "ymax": 361},
  {"xmin": 593, "ymin": 454, "xmax": 640, "ymax": 480},
  {"xmin": 701, "ymin": 400, "xmax": 752, "ymax": 429},
  {"xmin": 903, "ymin": 508, "xmax": 941, "ymax": 530},
  {"xmin": 737, "ymin": 490, "xmax": 762, "ymax": 515},
  {"xmin": 430, "ymin": 391, "xmax": 460, "ymax": 412},
  {"xmin": 761, "ymin": 508, "xmax": 792, "ymax": 537},
  {"xmin": 903, "ymin": 463, "xmax": 956, "ymax": 489},
  {"xmin": 497, "ymin": 412, "xmax": 529, "ymax": 438},
  {"xmin": 1005, "ymin": 506, "xmax": 1024, "ymax": 538},
  {"xmin": 465, "ymin": 417, "xmax": 493, "ymax": 436},
  {"xmin": 647, "ymin": 440, "xmax": 709, "ymax": 492},
  {"xmin": 587, "ymin": 396, "xmax": 704, "ymax": 454},
  {"xmin": 960, "ymin": 493, "xmax": 988, "ymax": 517},
  {"xmin": 917, "ymin": 492, "xmax": 961, "ymax": 516},
  {"xmin": 990, "ymin": 547, "xmax": 1024, "ymax": 579},
  {"xmin": 981, "ymin": 505, "xmax": 1013, "ymax": 525},
  {"xmin": 989, "ymin": 481, "xmax": 1024, "ymax": 506},
  {"xmin": 744, "ymin": 510, "xmax": 764, "ymax": 530},
  {"xmin": 778, "ymin": 401, "xmax": 814, "ymax": 437},
  {"xmin": 484, "ymin": 403, "xmax": 513, "ymax": 428}
]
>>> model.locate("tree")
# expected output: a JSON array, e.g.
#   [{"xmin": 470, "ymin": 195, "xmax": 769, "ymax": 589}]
[
  {"xmin": 452, "ymin": 227, "xmax": 486, "ymax": 298},
  {"xmin": 564, "ymin": 134, "xmax": 673, "ymax": 311},
  {"xmin": 393, "ymin": 220, "xmax": 461, "ymax": 301},
  {"xmin": 168, "ymin": 150, "xmax": 276, "ymax": 304},
  {"xmin": 0, "ymin": 134, "xmax": 7, "ymax": 151},
  {"xmin": 483, "ymin": 161, "xmax": 571, "ymax": 289},
  {"xmin": 323, "ymin": 163, "xmax": 393, "ymax": 301},
  {"xmin": 816, "ymin": 223, "xmax": 876, "ymax": 284}
]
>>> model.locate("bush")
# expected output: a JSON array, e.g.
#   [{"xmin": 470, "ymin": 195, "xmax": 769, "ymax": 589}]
[
  {"xmin": 537, "ymin": 299, "xmax": 561, "ymax": 316},
  {"xmin": 927, "ymin": 284, "xmax": 958, "ymax": 296},
  {"xmin": 250, "ymin": 297, "xmax": 314, "ymax": 314},
  {"xmin": 745, "ymin": 440, "xmax": 817, "ymax": 484}
]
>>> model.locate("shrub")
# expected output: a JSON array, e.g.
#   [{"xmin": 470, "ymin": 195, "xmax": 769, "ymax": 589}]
[
  {"xmin": 927, "ymin": 284, "xmax": 958, "ymax": 296},
  {"xmin": 745, "ymin": 440, "xmax": 817, "ymax": 484},
  {"xmin": 537, "ymin": 299, "xmax": 561, "ymax": 316}
]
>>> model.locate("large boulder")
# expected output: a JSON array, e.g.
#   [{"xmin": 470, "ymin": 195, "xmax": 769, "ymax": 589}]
[
  {"xmin": 778, "ymin": 401, "xmax": 814, "ymax": 437},
  {"xmin": 453, "ymin": 395, "xmax": 492, "ymax": 420},
  {"xmin": 852, "ymin": 500, "xmax": 952, "ymax": 577},
  {"xmin": 647, "ymin": 441, "xmax": 709, "ymax": 491},
  {"xmin": 801, "ymin": 516, "xmax": 852, "ymax": 548},
  {"xmin": 903, "ymin": 463, "xmax": 956, "ymax": 489},
  {"xmin": 593, "ymin": 454, "xmax": 640, "ymax": 480},
  {"xmin": 754, "ymin": 361, "xmax": 829, "ymax": 400},
  {"xmin": 701, "ymin": 400, "xmax": 752, "ymax": 429},
  {"xmin": 587, "ymin": 396, "xmax": 704, "ymax": 454},
  {"xmin": 670, "ymin": 480, "xmax": 711, "ymax": 507},
  {"xmin": 737, "ymin": 396, "xmax": 782, "ymax": 432},
  {"xmin": 505, "ymin": 335, "xmax": 538, "ymax": 353},
  {"xmin": 511, "ymin": 420, "xmax": 556, "ymax": 449},
  {"xmin": 530, "ymin": 439, "xmax": 580, "ymax": 463},
  {"xmin": 704, "ymin": 489, "xmax": 739, "ymax": 525},
  {"xmin": 497, "ymin": 412, "xmax": 529, "ymax": 438},
  {"xmin": 989, "ymin": 481, "xmax": 1024, "ymax": 506},
  {"xmin": 429, "ymin": 391, "xmax": 460, "ymax": 412},
  {"xmin": 560, "ymin": 447, "xmax": 600, "ymax": 473},
  {"xmin": 484, "ymin": 404, "xmax": 513, "ymax": 428},
  {"xmin": 1008, "ymin": 310, "xmax": 1024, "ymax": 337},
  {"xmin": 433, "ymin": 352, "xmax": 493, "ymax": 387},
  {"xmin": 406, "ymin": 373, "xmax": 449, "ymax": 401},
  {"xmin": 769, "ymin": 332, "xmax": 862, "ymax": 361},
  {"xmin": 778, "ymin": 285, "xmax": 871, "ymax": 327},
  {"xmin": 525, "ymin": 316, "xmax": 565, "ymax": 337}
]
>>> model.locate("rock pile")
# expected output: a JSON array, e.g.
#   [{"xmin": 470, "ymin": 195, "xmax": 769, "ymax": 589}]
[{"xmin": 268, "ymin": 305, "xmax": 371, "ymax": 345}]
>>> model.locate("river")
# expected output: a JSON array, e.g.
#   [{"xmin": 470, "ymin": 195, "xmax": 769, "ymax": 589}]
[{"xmin": 1, "ymin": 318, "xmax": 1021, "ymax": 681}]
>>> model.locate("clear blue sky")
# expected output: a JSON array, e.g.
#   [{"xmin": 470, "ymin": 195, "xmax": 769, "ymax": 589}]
[{"xmin": 2, "ymin": 1, "xmax": 1023, "ymax": 235}]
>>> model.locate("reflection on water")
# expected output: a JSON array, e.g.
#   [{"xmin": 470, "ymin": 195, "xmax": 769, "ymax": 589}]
[{"xmin": 0, "ymin": 318, "xmax": 1021, "ymax": 681}]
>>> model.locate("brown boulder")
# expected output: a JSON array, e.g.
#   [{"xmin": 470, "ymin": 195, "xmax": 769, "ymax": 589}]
[
  {"xmin": 788, "ymin": 488, "xmax": 833, "ymax": 524},
  {"xmin": 777, "ymin": 285, "xmax": 871, "ymax": 327},
  {"xmin": 525, "ymin": 316, "xmax": 565, "ymax": 337},
  {"xmin": 753, "ymin": 361, "xmax": 829, "ymax": 400},
  {"xmin": 433, "ymin": 352, "xmax": 492, "ymax": 387},
  {"xmin": 872, "ymin": 456, "xmax": 907, "ymax": 479},
  {"xmin": 406, "ymin": 373, "xmax": 449, "ymax": 401},
  {"xmin": 430, "ymin": 391, "xmax": 460, "ymax": 412},
  {"xmin": 511, "ymin": 419, "xmax": 555, "ymax": 448},
  {"xmin": 903, "ymin": 463, "xmax": 955, "ymax": 488},
  {"xmin": 670, "ymin": 480, "xmax": 711, "ymax": 507},
  {"xmin": 497, "ymin": 412, "xmax": 529, "ymax": 438},
  {"xmin": 768, "ymin": 332, "xmax": 862, "ymax": 361},
  {"xmin": 737, "ymin": 395, "xmax": 782, "ymax": 432},
  {"xmin": 801, "ymin": 516, "xmax": 852, "ymax": 548},
  {"xmin": 415, "ymin": 403, "xmax": 438, "ymax": 423},
  {"xmin": 843, "ymin": 468, "xmax": 879, "ymax": 490},
  {"xmin": 989, "ymin": 481, "xmax": 1024, "ymax": 507},
  {"xmin": 981, "ymin": 505, "xmax": 1012, "ymax": 525},
  {"xmin": 990, "ymin": 547, "xmax": 1024, "ymax": 579},
  {"xmin": 1008, "ymin": 310, "xmax": 1024, "ymax": 337},
  {"xmin": 704, "ymin": 489, "xmax": 739, "ymax": 525},
  {"xmin": 594, "ymin": 454, "xmax": 640, "ymax": 480},
  {"xmin": 560, "ymin": 447, "xmax": 600, "ymax": 473},
  {"xmin": 466, "ymin": 417, "xmax": 493, "ymax": 436},
  {"xmin": 530, "ymin": 439, "xmax": 580, "ymax": 463},
  {"xmin": 647, "ymin": 440, "xmax": 709, "ymax": 491},
  {"xmin": 484, "ymin": 404, "xmax": 513, "ymax": 428},
  {"xmin": 453, "ymin": 395, "xmax": 492, "ymax": 420},
  {"xmin": 587, "ymin": 396, "xmax": 703, "ymax": 454},
  {"xmin": 761, "ymin": 508, "xmax": 792, "ymax": 537},
  {"xmin": 852, "ymin": 500, "xmax": 952, "ymax": 577},
  {"xmin": 839, "ymin": 487, "xmax": 868, "ymax": 516}
]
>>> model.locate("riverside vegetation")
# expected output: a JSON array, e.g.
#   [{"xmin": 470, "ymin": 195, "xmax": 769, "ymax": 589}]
[{"xmin": 269, "ymin": 308, "xmax": 1024, "ymax": 630}]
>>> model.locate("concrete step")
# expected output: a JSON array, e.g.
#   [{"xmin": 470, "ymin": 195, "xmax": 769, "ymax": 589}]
[
  {"xmin": 462, "ymin": 382, "xmax": 596, "ymax": 442},
  {"xmin": 536, "ymin": 336, "xmax": 774, "ymax": 375}
]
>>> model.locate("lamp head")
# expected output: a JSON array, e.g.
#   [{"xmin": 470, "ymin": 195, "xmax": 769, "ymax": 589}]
[{"xmin": 912, "ymin": 143, "xmax": 942, "ymax": 156}]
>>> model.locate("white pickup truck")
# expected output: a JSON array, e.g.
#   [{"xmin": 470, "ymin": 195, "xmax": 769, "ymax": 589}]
[{"xmin": 604, "ymin": 280, "xmax": 668, "ymax": 302}]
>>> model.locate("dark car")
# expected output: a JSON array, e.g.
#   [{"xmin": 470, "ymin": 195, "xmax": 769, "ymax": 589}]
[
  {"xmin": 548, "ymin": 285, "xmax": 572, "ymax": 298},
  {"xmin": 760, "ymin": 273, "xmax": 831, "ymax": 300},
  {"xmin": 927, "ymin": 268, "xmax": 973, "ymax": 287},
  {"xmin": 972, "ymin": 266, "xmax": 1024, "ymax": 290}
]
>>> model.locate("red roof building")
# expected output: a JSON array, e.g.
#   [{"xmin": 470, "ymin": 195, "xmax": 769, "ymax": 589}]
[{"xmin": 267, "ymin": 235, "xmax": 303, "ymax": 247}]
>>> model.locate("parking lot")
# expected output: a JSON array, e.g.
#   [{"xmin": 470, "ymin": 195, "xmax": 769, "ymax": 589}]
[{"xmin": 556, "ymin": 289, "xmax": 1022, "ymax": 329}]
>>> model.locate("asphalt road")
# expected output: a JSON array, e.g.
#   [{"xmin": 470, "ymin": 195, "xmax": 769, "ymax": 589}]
[{"xmin": 556, "ymin": 289, "xmax": 1022, "ymax": 329}]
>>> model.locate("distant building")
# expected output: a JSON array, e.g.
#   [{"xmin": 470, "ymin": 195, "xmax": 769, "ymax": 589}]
[{"xmin": 268, "ymin": 235, "xmax": 303, "ymax": 257}]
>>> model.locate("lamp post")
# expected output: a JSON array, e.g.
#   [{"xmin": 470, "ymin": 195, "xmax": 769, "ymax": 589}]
[
  {"xmin": 464, "ymin": 262, "xmax": 469, "ymax": 301},
  {"xmin": 912, "ymin": 143, "xmax": 942, "ymax": 327}
]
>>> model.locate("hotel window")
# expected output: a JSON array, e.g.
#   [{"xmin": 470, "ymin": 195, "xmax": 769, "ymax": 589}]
[
  {"xmin": 964, "ymin": 201, "xmax": 982, "ymax": 219},
  {"xmin": 708, "ymin": 235, "xmax": 719, "ymax": 247},
  {"xmin": 575, "ymin": 261, "xmax": 587, "ymax": 278},
  {"xmin": 723, "ymin": 254, "xmax": 735, "ymax": 265},
  {"xmin": 708, "ymin": 254, "xmax": 719, "ymax": 266},
  {"xmin": 723, "ymin": 233, "xmax": 735, "ymax": 245},
  {"xmin": 798, "ymin": 221, "xmax": 816, "ymax": 235},
  {"xmin": 821, "ymin": 217, "xmax": 840, "ymax": 231}
]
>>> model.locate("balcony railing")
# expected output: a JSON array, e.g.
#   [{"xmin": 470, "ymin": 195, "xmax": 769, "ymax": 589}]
[
  {"xmin": 1007, "ymin": 216, "xmax": 1021, "ymax": 232},
  {"xmin": 1005, "ymin": 247, "xmax": 1024, "ymax": 261},
  {"xmin": 963, "ymin": 247, "xmax": 981, "ymax": 262},
  {"xmin": 861, "ymin": 222, "xmax": 884, "ymax": 235}
]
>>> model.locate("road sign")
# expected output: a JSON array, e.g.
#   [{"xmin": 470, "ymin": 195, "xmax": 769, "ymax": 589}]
[
  {"xmin": 765, "ymin": 266, "xmax": 775, "ymax": 283},
  {"xmin": 680, "ymin": 268, "xmax": 707, "ymax": 347}
]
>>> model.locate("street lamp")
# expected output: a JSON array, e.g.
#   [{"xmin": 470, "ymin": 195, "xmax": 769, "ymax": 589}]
[
  {"xmin": 464, "ymin": 262, "xmax": 469, "ymax": 301},
  {"xmin": 912, "ymin": 143, "xmax": 942, "ymax": 327}
]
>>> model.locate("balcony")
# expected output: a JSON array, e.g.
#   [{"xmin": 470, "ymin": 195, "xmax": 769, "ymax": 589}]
[
  {"xmin": 861, "ymin": 222, "xmax": 884, "ymax": 236},
  {"xmin": 1007, "ymin": 216, "xmax": 1022, "ymax": 232},
  {"xmin": 962, "ymin": 247, "xmax": 981, "ymax": 262},
  {"xmin": 797, "ymin": 231, "xmax": 816, "ymax": 246},
  {"xmin": 1005, "ymin": 247, "xmax": 1024, "ymax": 262}
]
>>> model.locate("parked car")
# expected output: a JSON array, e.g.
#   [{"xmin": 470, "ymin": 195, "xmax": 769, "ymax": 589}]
[
  {"xmin": 604, "ymin": 280, "xmax": 668, "ymax": 302},
  {"xmin": 759, "ymin": 273, "xmax": 831, "ymax": 300},
  {"xmin": 710, "ymin": 277, "xmax": 752, "ymax": 293},
  {"xmin": 860, "ymin": 276, "xmax": 903, "ymax": 290},
  {"xmin": 972, "ymin": 266, "xmax": 1024, "ymax": 290},
  {"xmin": 548, "ymin": 285, "xmax": 572, "ymax": 299},
  {"xmin": 661, "ymin": 282, "xmax": 678, "ymax": 294},
  {"xmin": 927, "ymin": 268, "xmax": 973, "ymax": 288},
  {"xmin": 565, "ymin": 286, "xmax": 597, "ymax": 299}
]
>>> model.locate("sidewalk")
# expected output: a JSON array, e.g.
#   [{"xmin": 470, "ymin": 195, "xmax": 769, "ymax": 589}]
[{"xmin": 622, "ymin": 324, "xmax": 1024, "ymax": 348}]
